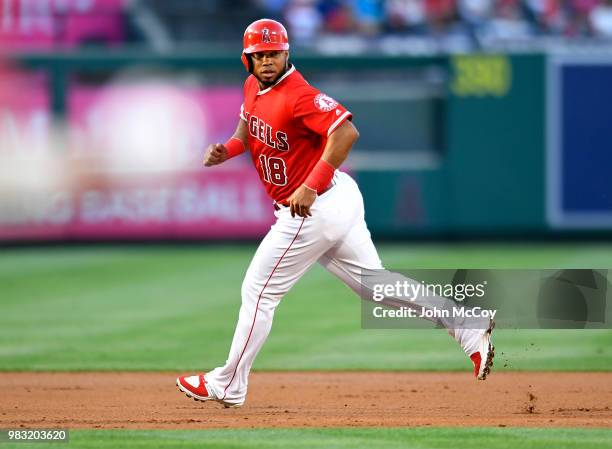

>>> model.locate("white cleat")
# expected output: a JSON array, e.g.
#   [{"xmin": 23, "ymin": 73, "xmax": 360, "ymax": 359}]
[
  {"xmin": 469, "ymin": 320, "xmax": 495, "ymax": 380},
  {"xmin": 176, "ymin": 374, "xmax": 243, "ymax": 408}
]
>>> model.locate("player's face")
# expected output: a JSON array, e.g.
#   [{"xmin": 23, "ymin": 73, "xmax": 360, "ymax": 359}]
[{"xmin": 251, "ymin": 50, "xmax": 289, "ymax": 87}]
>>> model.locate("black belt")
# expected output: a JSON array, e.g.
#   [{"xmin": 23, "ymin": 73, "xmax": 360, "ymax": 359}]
[{"xmin": 273, "ymin": 180, "xmax": 335, "ymax": 211}]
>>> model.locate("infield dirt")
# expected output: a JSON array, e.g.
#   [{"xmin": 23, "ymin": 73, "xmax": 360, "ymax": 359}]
[{"xmin": 1, "ymin": 372, "xmax": 611, "ymax": 429}]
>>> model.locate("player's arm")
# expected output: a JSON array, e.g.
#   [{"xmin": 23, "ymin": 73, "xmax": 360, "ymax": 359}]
[
  {"xmin": 318, "ymin": 119, "xmax": 359, "ymax": 168},
  {"xmin": 203, "ymin": 119, "xmax": 249, "ymax": 167},
  {"xmin": 287, "ymin": 120, "xmax": 359, "ymax": 218}
]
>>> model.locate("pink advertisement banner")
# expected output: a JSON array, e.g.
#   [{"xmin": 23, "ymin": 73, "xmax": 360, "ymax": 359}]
[
  {"xmin": 0, "ymin": 168, "xmax": 275, "ymax": 240},
  {"xmin": 0, "ymin": 70, "xmax": 275, "ymax": 241}
]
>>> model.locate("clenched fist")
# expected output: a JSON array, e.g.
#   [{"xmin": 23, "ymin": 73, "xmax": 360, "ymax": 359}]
[{"xmin": 203, "ymin": 143, "xmax": 229, "ymax": 167}]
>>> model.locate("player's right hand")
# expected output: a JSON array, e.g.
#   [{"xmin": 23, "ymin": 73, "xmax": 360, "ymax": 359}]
[{"xmin": 203, "ymin": 143, "xmax": 229, "ymax": 167}]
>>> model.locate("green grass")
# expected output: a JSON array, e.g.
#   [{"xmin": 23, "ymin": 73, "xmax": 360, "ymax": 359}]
[
  {"xmin": 0, "ymin": 244, "xmax": 611, "ymax": 371},
  {"xmin": 2, "ymin": 428, "xmax": 612, "ymax": 449}
]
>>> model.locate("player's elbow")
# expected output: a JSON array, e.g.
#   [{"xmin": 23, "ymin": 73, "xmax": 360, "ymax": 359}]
[
  {"xmin": 345, "ymin": 120, "xmax": 360, "ymax": 144},
  {"xmin": 350, "ymin": 125, "xmax": 359, "ymax": 143},
  {"xmin": 330, "ymin": 120, "xmax": 359, "ymax": 150}
]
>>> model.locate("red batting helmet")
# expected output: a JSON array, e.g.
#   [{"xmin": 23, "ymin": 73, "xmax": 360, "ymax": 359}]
[{"xmin": 241, "ymin": 19, "xmax": 290, "ymax": 72}]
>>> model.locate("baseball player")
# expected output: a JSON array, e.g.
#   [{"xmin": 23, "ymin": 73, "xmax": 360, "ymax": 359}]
[{"xmin": 176, "ymin": 19, "xmax": 494, "ymax": 408}]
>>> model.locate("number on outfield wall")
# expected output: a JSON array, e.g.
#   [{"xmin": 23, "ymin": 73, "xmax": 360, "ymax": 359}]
[
  {"xmin": 259, "ymin": 154, "xmax": 287, "ymax": 186},
  {"xmin": 451, "ymin": 55, "xmax": 511, "ymax": 97}
]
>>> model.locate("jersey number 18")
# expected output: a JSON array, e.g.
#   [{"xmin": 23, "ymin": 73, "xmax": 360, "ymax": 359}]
[{"xmin": 259, "ymin": 154, "xmax": 287, "ymax": 186}]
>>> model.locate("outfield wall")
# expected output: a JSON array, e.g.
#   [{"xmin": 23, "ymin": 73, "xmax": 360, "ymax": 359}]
[
  {"xmin": 360, "ymin": 53, "xmax": 547, "ymax": 237},
  {"xmin": 0, "ymin": 51, "xmax": 610, "ymax": 240}
]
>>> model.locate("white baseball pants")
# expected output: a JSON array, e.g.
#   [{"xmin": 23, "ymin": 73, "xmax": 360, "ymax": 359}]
[{"xmin": 204, "ymin": 171, "xmax": 483, "ymax": 405}]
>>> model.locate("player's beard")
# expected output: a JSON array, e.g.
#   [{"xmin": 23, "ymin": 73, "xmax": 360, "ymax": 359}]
[{"xmin": 257, "ymin": 62, "xmax": 290, "ymax": 88}]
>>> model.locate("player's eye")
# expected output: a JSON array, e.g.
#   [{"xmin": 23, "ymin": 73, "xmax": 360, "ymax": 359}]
[{"xmin": 253, "ymin": 51, "xmax": 279, "ymax": 61}]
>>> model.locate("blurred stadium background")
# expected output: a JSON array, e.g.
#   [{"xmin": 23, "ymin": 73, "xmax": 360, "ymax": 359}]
[
  {"xmin": 0, "ymin": 0, "xmax": 611, "ymax": 242},
  {"xmin": 1, "ymin": 5, "xmax": 612, "ymax": 448}
]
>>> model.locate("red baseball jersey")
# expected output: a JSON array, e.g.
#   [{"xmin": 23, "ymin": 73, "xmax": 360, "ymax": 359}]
[{"xmin": 240, "ymin": 65, "xmax": 352, "ymax": 203}]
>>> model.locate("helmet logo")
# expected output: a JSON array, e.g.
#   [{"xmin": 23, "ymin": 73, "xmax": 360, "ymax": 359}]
[{"xmin": 262, "ymin": 28, "xmax": 271, "ymax": 43}]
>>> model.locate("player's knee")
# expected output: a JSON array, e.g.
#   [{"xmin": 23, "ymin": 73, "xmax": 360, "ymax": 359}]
[
  {"xmin": 242, "ymin": 283, "xmax": 285, "ymax": 309},
  {"xmin": 257, "ymin": 295, "xmax": 281, "ymax": 313},
  {"xmin": 241, "ymin": 279, "xmax": 260, "ymax": 301}
]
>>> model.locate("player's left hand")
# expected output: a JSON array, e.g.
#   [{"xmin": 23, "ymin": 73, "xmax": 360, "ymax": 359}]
[{"xmin": 286, "ymin": 185, "xmax": 317, "ymax": 218}]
